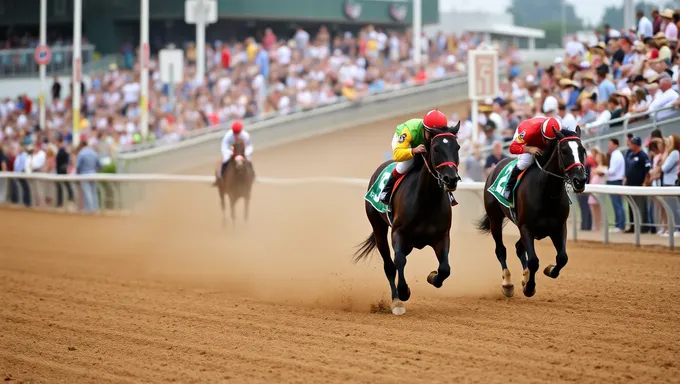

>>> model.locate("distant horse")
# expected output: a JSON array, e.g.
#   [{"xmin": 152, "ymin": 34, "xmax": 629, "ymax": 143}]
[
  {"xmin": 215, "ymin": 139, "xmax": 255, "ymax": 227},
  {"xmin": 354, "ymin": 123, "xmax": 461, "ymax": 315},
  {"xmin": 477, "ymin": 127, "xmax": 587, "ymax": 298}
]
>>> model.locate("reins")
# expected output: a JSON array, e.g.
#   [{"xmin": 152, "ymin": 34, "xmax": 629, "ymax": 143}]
[
  {"xmin": 420, "ymin": 132, "xmax": 459, "ymax": 187},
  {"xmin": 535, "ymin": 136, "xmax": 583, "ymax": 184}
]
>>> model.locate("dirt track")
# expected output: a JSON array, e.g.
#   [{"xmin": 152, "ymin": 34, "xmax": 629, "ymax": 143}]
[{"xmin": 2, "ymin": 104, "xmax": 680, "ymax": 383}]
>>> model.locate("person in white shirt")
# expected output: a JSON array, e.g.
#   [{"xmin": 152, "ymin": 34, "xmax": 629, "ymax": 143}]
[
  {"xmin": 557, "ymin": 102, "xmax": 578, "ymax": 131},
  {"xmin": 585, "ymin": 101, "xmax": 611, "ymax": 134},
  {"xmin": 606, "ymin": 138, "xmax": 626, "ymax": 232},
  {"xmin": 637, "ymin": 10, "xmax": 654, "ymax": 39},
  {"xmin": 215, "ymin": 120, "xmax": 254, "ymax": 181},
  {"xmin": 645, "ymin": 73, "xmax": 679, "ymax": 119}
]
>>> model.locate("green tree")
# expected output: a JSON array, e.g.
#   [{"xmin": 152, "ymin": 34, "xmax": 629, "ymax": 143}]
[{"xmin": 507, "ymin": 0, "xmax": 583, "ymax": 29}]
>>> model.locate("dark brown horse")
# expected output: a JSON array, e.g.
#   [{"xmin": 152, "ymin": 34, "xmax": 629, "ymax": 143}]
[
  {"xmin": 215, "ymin": 139, "xmax": 255, "ymax": 227},
  {"xmin": 477, "ymin": 127, "xmax": 587, "ymax": 298},
  {"xmin": 353, "ymin": 123, "xmax": 461, "ymax": 316}
]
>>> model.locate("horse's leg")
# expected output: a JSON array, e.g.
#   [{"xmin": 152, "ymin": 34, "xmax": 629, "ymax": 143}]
[
  {"xmin": 426, "ymin": 233, "xmax": 450, "ymax": 289},
  {"xmin": 544, "ymin": 223, "xmax": 568, "ymax": 279},
  {"xmin": 515, "ymin": 239, "xmax": 529, "ymax": 288},
  {"xmin": 243, "ymin": 194, "xmax": 250, "ymax": 222},
  {"xmin": 219, "ymin": 187, "xmax": 227, "ymax": 228},
  {"xmin": 519, "ymin": 225, "xmax": 539, "ymax": 297},
  {"xmin": 490, "ymin": 215, "xmax": 514, "ymax": 297},
  {"xmin": 228, "ymin": 194, "xmax": 237, "ymax": 227},
  {"xmin": 392, "ymin": 230, "xmax": 414, "ymax": 302}
]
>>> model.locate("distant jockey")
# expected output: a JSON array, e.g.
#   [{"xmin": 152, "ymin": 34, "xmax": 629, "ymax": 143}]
[
  {"xmin": 216, "ymin": 120, "xmax": 254, "ymax": 180},
  {"xmin": 501, "ymin": 116, "xmax": 562, "ymax": 204}
]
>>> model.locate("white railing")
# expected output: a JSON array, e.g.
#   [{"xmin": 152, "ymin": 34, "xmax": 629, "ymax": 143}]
[{"xmin": 0, "ymin": 172, "xmax": 677, "ymax": 249}]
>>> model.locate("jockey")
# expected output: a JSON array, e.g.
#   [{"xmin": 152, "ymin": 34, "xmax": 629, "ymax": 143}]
[
  {"xmin": 216, "ymin": 120, "xmax": 254, "ymax": 179},
  {"xmin": 502, "ymin": 116, "xmax": 562, "ymax": 204},
  {"xmin": 379, "ymin": 109, "xmax": 457, "ymax": 206}
]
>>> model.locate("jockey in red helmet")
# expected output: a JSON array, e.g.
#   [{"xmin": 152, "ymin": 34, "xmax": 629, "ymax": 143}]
[
  {"xmin": 215, "ymin": 120, "xmax": 254, "ymax": 180},
  {"xmin": 502, "ymin": 116, "xmax": 561, "ymax": 204},
  {"xmin": 379, "ymin": 109, "xmax": 457, "ymax": 206}
]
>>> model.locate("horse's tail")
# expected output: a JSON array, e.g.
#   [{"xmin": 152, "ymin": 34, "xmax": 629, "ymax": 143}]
[
  {"xmin": 353, "ymin": 232, "xmax": 377, "ymax": 263},
  {"xmin": 476, "ymin": 214, "xmax": 492, "ymax": 234}
]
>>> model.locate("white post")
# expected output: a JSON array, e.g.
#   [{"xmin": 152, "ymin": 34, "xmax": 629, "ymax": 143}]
[
  {"xmin": 140, "ymin": 0, "xmax": 149, "ymax": 142},
  {"xmin": 39, "ymin": 0, "xmax": 46, "ymax": 130},
  {"xmin": 412, "ymin": 0, "xmax": 422, "ymax": 67},
  {"xmin": 72, "ymin": 0, "xmax": 82, "ymax": 147},
  {"xmin": 195, "ymin": 0, "xmax": 206, "ymax": 84}
]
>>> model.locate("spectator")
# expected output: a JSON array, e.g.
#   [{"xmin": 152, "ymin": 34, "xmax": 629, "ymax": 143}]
[
  {"xmin": 484, "ymin": 140, "xmax": 507, "ymax": 178},
  {"xmin": 55, "ymin": 135, "xmax": 73, "ymax": 208},
  {"xmin": 606, "ymin": 138, "xmax": 626, "ymax": 232},
  {"xmin": 463, "ymin": 143, "xmax": 484, "ymax": 182},
  {"xmin": 651, "ymin": 8, "xmax": 663, "ymax": 35},
  {"xmin": 557, "ymin": 100, "xmax": 577, "ymax": 130},
  {"xmin": 75, "ymin": 139, "xmax": 101, "ymax": 212},
  {"xmin": 588, "ymin": 147, "xmax": 608, "ymax": 231},
  {"xmin": 624, "ymin": 136, "xmax": 652, "ymax": 233},
  {"xmin": 659, "ymin": 134, "xmax": 680, "ymax": 236},
  {"xmin": 638, "ymin": 10, "xmax": 655, "ymax": 39},
  {"xmin": 51, "ymin": 76, "xmax": 62, "ymax": 101},
  {"xmin": 648, "ymin": 73, "xmax": 680, "ymax": 118},
  {"xmin": 596, "ymin": 64, "xmax": 616, "ymax": 103},
  {"xmin": 0, "ymin": 144, "xmax": 7, "ymax": 204}
]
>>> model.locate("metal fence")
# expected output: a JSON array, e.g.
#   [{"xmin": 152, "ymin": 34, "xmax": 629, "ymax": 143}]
[
  {"xmin": 0, "ymin": 45, "xmax": 95, "ymax": 77},
  {"xmin": 0, "ymin": 172, "xmax": 677, "ymax": 249}
]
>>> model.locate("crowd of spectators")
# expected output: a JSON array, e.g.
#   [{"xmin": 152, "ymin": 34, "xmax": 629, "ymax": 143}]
[
  {"xmin": 0, "ymin": 25, "xmax": 512, "ymax": 210},
  {"xmin": 460, "ymin": 7, "xmax": 680, "ymax": 237}
]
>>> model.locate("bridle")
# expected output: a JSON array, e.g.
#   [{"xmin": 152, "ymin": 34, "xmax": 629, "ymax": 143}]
[
  {"xmin": 420, "ymin": 131, "xmax": 460, "ymax": 187},
  {"xmin": 535, "ymin": 136, "xmax": 584, "ymax": 185}
]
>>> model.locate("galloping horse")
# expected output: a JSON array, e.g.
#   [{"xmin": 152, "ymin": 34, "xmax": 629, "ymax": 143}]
[
  {"xmin": 354, "ymin": 123, "xmax": 461, "ymax": 315},
  {"xmin": 215, "ymin": 139, "xmax": 255, "ymax": 227},
  {"xmin": 477, "ymin": 127, "xmax": 587, "ymax": 298}
]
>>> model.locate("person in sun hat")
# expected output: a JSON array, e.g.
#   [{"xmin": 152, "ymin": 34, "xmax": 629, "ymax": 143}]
[{"xmin": 660, "ymin": 9, "xmax": 678, "ymax": 42}]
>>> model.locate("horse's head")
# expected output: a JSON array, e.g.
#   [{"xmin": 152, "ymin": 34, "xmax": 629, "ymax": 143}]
[
  {"xmin": 553, "ymin": 126, "xmax": 587, "ymax": 193},
  {"xmin": 424, "ymin": 121, "xmax": 461, "ymax": 191},
  {"xmin": 231, "ymin": 139, "xmax": 247, "ymax": 173}
]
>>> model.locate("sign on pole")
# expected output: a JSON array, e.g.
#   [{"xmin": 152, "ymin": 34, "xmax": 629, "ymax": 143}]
[
  {"xmin": 184, "ymin": 0, "xmax": 218, "ymax": 24},
  {"xmin": 159, "ymin": 49, "xmax": 185, "ymax": 84},
  {"xmin": 34, "ymin": 45, "xmax": 51, "ymax": 65},
  {"xmin": 467, "ymin": 49, "xmax": 499, "ymax": 101}
]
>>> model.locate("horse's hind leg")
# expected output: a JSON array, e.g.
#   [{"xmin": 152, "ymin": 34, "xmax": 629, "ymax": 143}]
[
  {"xmin": 243, "ymin": 195, "xmax": 250, "ymax": 222},
  {"xmin": 519, "ymin": 225, "xmax": 539, "ymax": 297},
  {"xmin": 545, "ymin": 223, "xmax": 568, "ymax": 279},
  {"xmin": 490, "ymin": 216, "xmax": 513, "ymax": 297},
  {"xmin": 228, "ymin": 195, "xmax": 237, "ymax": 226}
]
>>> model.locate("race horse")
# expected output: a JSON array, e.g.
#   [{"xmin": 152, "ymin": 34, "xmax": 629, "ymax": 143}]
[
  {"xmin": 215, "ymin": 139, "xmax": 255, "ymax": 227},
  {"xmin": 353, "ymin": 123, "xmax": 461, "ymax": 316},
  {"xmin": 477, "ymin": 127, "xmax": 587, "ymax": 298}
]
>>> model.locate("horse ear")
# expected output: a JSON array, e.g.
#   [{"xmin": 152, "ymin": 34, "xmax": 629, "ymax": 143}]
[
  {"xmin": 449, "ymin": 121, "xmax": 460, "ymax": 136},
  {"xmin": 575, "ymin": 125, "xmax": 582, "ymax": 138},
  {"xmin": 553, "ymin": 125, "xmax": 564, "ymax": 140}
]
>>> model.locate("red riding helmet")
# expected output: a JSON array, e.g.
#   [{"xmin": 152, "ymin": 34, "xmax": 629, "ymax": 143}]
[
  {"xmin": 541, "ymin": 117, "xmax": 561, "ymax": 140},
  {"xmin": 232, "ymin": 120, "xmax": 243, "ymax": 134},
  {"xmin": 422, "ymin": 109, "xmax": 448, "ymax": 129}
]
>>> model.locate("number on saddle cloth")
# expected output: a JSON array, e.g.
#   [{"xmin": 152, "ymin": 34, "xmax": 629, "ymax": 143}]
[
  {"xmin": 365, "ymin": 163, "xmax": 399, "ymax": 214},
  {"xmin": 487, "ymin": 159, "xmax": 520, "ymax": 209}
]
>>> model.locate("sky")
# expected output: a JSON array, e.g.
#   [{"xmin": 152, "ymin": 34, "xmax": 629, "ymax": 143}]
[{"xmin": 439, "ymin": 0, "xmax": 671, "ymax": 25}]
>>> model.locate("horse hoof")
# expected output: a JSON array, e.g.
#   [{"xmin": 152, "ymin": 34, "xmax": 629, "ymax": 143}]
[
  {"xmin": 523, "ymin": 285, "xmax": 536, "ymax": 298},
  {"xmin": 543, "ymin": 265, "xmax": 557, "ymax": 279},
  {"xmin": 501, "ymin": 284, "xmax": 515, "ymax": 298},
  {"xmin": 397, "ymin": 286, "xmax": 411, "ymax": 302},
  {"xmin": 426, "ymin": 271, "xmax": 438, "ymax": 286},
  {"xmin": 391, "ymin": 300, "xmax": 406, "ymax": 316}
]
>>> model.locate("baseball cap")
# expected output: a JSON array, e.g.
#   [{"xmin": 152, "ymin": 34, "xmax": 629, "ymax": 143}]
[{"xmin": 630, "ymin": 136, "xmax": 642, "ymax": 146}]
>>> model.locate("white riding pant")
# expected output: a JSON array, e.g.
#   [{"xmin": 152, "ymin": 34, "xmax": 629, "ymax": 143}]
[
  {"xmin": 395, "ymin": 159, "xmax": 414, "ymax": 174},
  {"xmin": 516, "ymin": 153, "xmax": 535, "ymax": 170},
  {"xmin": 391, "ymin": 134, "xmax": 415, "ymax": 174}
]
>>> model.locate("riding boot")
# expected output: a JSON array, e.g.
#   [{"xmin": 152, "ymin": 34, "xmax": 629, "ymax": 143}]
[
  {"xmin": 503, "ymin": 166, "xmax": 522, "ymax": 204},
  {"xmin": 379, "ymin": 169, "xmax": 401, "ymax": 205}
]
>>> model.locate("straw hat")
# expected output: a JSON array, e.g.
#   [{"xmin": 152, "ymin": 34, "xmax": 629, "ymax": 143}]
[
  {"xmin": 559, "ymin": 78, "xmax": 577, "ymax": 87},
  {"xmin": 661, "ymin": 9, "xmax": 675, "ymax": 19}
]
